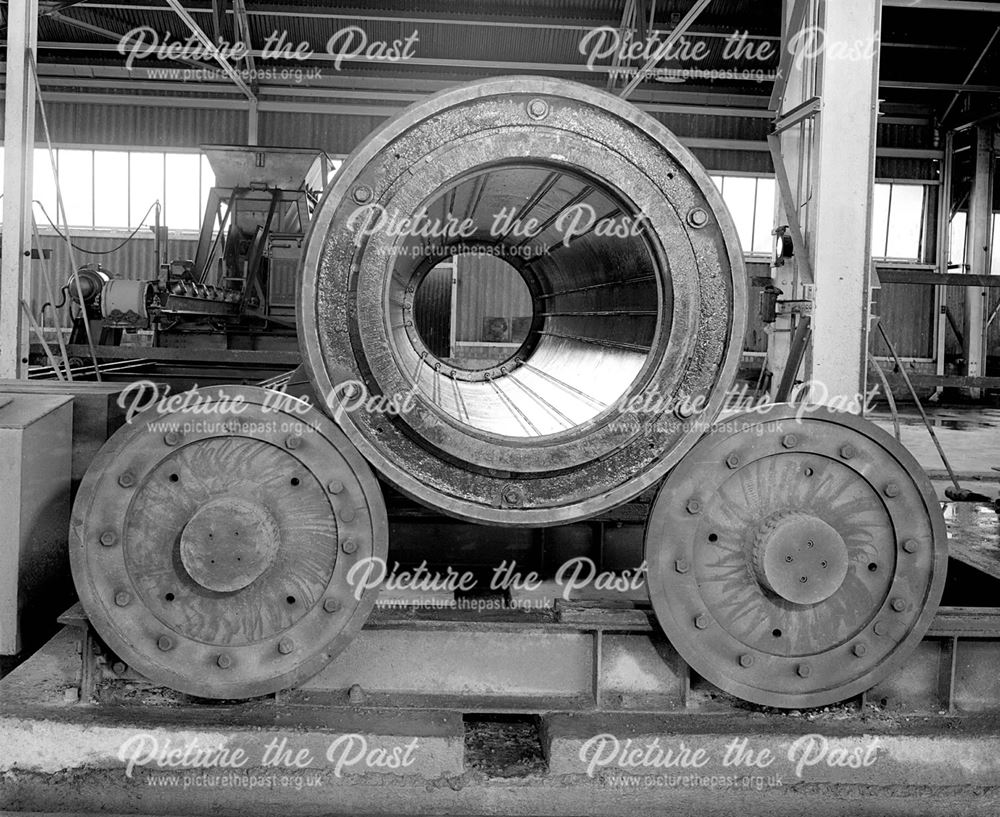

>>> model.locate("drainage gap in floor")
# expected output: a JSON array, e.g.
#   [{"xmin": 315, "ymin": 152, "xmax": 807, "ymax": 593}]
[{"xmin": 463, "ymin": 713, "xmax": 548, "ymax": 777}]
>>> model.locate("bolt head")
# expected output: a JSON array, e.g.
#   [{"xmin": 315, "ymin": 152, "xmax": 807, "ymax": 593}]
[
  {"xmin": 526, "ymin": 98, "xmax": 549, "ymax": 119},
  {"xmin": 352, "ymin": 185, "xmax": 372, "ymax": 204},
  {"xmin": 327, "ymin": 480, "xmax": 344, "ymax": 494},
  {"xmin": 902, "ymin": 539, "xmax": 918, "ymax": 554},
  {"xmin": 342, "ymin": 538, "xmax": 358, "ymax": 555},
  {"xmin": 840, "ymin": 444, "xmax": 856, "ymax": 460},
  {"xmin": 675, "ymin": 558, "xmax": 689, "ymax": 574},
  {"xmin": 323, "ymin": 597, "xmax": 342, "ymax": 613},
  {"xmin": 285, "ymin": 434, "xmax": 302, "ymax": 450},
  {"xmin": 278, "ymin": 638, "xmax": 294, "ymax": 655},
  {"xmin": 217, "ymin": 653, "xmax": 232, "ymax": 669},
  {"xmin": 685, "ymin": 498, "xmax": 702, "ymax": 515},
  {"xmin": 163, "ymin": 431, "xmax": 180, "ymax": 446},
  {"xmin": 100, "ymin": 531, "xmax": 117, "ymax": 547},
  {"xmin": 502, "ymin": 487, "xmax": 524, "ymax": 507},
  {"xmin": 694, "ymin": 613, "xmax": 708, "ymax": 629},
  {"xmin": 781, "ymin": 434, "xmax": 798, "ymax": 449},
  {"xmin": 891, "ymin": 597, "xmax": 906, "ymax": 612},
  {"xmin": 118, "ymin": 471, "xmax": 136, "ymax": 488},
  {"xmin": 725, "ymin": 453, "xmax": 741, "ymax": 469},
  {"xmin": 739, "ymin": 653, "xmax": 754, "ymax": 668},
  {"xmin": 157, "ymin": 635, "xmax": 174, "ymax": 652},
  {"xmin": 873, "ymin": 620, "xmax": 888, "ymax": 636},
  {"xmin": 112, "ymin": 661, "xmax": 128, "ymax": 675},
  {"xmin": 114, "ymin": 591, "xmax": 131, "ymax": 607},
  {"xmin": 687, "ymin": 207, "xmax": 709, "ymax": 227},
  {"xmin": 884, "ymin": 483, "xmax": 900, "ymax": 498},
  {"xmin": 341, "ymin": 508, "xmax": 357, "ymax": 524},
  {"xmin": 852, "ymin": 643, "xmax": 868, "ymax": 657},
  {"xmin": 796, "ymin": 663, "xmax": 812, "ymax": 678}
]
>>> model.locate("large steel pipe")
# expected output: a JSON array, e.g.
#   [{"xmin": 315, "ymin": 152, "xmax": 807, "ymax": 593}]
[{"xmin": 300, "ymin": 76, "xmax": 747, "ymax": 525}]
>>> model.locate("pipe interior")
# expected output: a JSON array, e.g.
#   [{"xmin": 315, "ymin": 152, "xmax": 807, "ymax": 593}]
[{"xmin": 387, "ymin": 162, "xmax": 671, "ymax": 439}]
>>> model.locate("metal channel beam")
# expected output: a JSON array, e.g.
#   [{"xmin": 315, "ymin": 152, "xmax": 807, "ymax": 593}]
[
  {"xmin": 162, "ymin": 0, "xmax": 255, "ymax": 101},
  {"xmin": 0, "ymin": 0, "xmax": 38, "ymax": 379},
  {"xmin": 618, "ymin": 0, "xmax": 713, "ymax": 99}
]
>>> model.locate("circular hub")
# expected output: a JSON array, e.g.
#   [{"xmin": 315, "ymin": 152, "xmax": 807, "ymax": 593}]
[
  {"xmin": 645, "ymin": 404, "xmax": 947, "ymax": 709},
  {"xmin": 69, "ymin": 386, "xmax": 388, "ymax": 699},
  {"xmin": 752, "ymin": 511, "xmax": 848, "ymax": 604},
  {"xmin": 299, "ymin": 76, "xmax": 746, "ymax": 525},
  {"xmin": 179, "ymin": 497, "xmax": 280, "ymax": 593}
]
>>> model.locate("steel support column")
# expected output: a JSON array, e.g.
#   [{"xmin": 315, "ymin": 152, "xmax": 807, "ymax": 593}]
[
  {"xmin": 934, "ymin": 132, "xmax": 955, "ymax": 390},
  {"xmin": 965, "ymin": 126, "xmax": 995, "ymax": 395},
  {"xmin": 809, "ymin": 0, "xmax": 880, "ymax": 401},
  {"xmin": 0, "ymin": 0, "xmax": 39, "ymax": 379}
]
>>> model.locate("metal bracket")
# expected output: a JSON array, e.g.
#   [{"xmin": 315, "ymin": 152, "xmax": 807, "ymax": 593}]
[{"xmin": 775, "ymin": 299, "xmax": 814, "ymax": 316}]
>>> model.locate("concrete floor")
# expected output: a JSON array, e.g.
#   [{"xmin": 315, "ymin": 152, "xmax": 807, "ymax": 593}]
[{"xmin": 869, "ymin": 405, "xmax": 1000, "ymax": 479}]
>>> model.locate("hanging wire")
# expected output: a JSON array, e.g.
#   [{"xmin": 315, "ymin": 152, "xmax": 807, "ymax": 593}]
[{"xmin": 33, "ymin": 200, "xmax": 160, "ymax": 255}]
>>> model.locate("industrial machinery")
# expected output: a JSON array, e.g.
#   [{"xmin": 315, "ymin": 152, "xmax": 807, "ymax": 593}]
[
  {"xmin": 66, "ymin": 145, "xmax": 329, "ymax": 353},
  {"xmin": 65, "ymin": 77, "xmax": 948, "ymax": 708}
]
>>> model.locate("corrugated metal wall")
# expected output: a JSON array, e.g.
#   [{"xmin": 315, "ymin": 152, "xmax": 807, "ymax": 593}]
[
  {"xmin": 10, "ymin": 103, "xmax": 250, "ymax": 149},
  {"xmin": 454, "ymin": 254, "xmax": 532, "ymax": 343}
]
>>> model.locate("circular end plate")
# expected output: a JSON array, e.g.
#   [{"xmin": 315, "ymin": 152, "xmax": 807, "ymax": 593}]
[
  {"xmin": 645, "ymin": 404, "xmax": 947, "ymax": 709},
  {"xmin": 69, "ymin": 386, "xmax": 388, "ymax": 699}
]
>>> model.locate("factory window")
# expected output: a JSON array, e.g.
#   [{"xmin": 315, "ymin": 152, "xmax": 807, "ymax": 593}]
[
  {"xmin": 0, "ymin": 146, "xmax": 214, "ymax": 233},
  {"xmin": 709, "ymin": 175, "xmax": 776, "ymax": 254},
  {"xmin": 871, "ymin": 182, "xmax": 926, "ymax": 261}
]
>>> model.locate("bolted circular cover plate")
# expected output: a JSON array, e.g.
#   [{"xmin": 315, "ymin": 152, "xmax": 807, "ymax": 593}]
[
  {"xmin": 645, "ymin": 404, "xmax": 947, "ymax": 709},
  {"xmin": 69, "ymin": 386, "xmax": 388, "ymax": 699}
]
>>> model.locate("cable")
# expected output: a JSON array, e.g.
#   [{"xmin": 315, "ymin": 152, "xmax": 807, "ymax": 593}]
[
  {"xmin": 40, "ymin": 285, "xmax": 70, "ymax": 316},
  {"xmin": 33, "ymin": 200, "xmax": 159, "ymax": 255}
]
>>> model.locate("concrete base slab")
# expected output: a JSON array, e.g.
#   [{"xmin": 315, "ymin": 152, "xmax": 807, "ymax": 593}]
[{"xmin": 5, "ymin": 629, "xmax": 1000, "ymax": 816}]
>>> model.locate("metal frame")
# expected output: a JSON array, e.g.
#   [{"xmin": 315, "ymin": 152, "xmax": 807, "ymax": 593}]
[{"xmin": 57, "ymin": 600, "xmax": 1000, "ymax": 716}]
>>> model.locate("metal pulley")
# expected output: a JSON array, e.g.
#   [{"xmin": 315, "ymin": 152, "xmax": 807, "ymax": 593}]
[
  {"xmin": 644, "ymin": 404, "xmax": 947, "ymax": 709},
  {"xmin": 69, "ymin": 386, "xmax": 387, "ymax": 699},
  {"xmin": 300, "ymin": 76, "xmax": 747, "ymax": 526}
]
